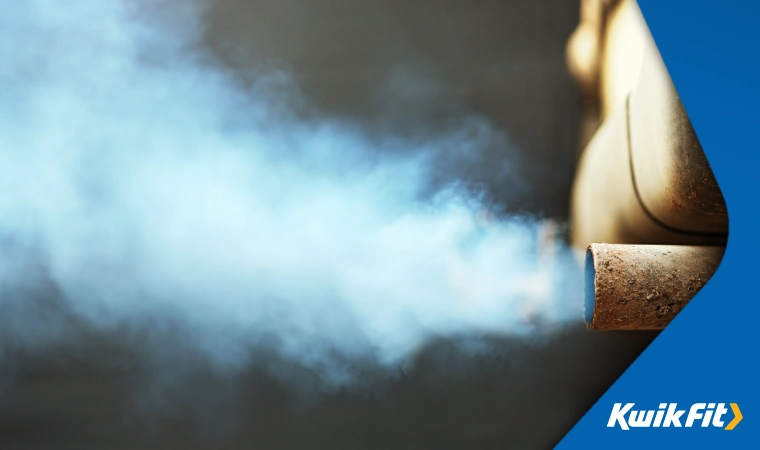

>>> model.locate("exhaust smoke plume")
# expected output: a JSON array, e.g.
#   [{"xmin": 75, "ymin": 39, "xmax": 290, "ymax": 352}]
[{"xmin": 0, "ymin": 0, "xmax": 580, "ymax": 385}]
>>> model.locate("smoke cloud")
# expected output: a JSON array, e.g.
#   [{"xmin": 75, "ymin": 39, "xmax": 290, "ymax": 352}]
[{"xmin": 0, "ymin": 0, "xmax": 580, "ymax": 386}]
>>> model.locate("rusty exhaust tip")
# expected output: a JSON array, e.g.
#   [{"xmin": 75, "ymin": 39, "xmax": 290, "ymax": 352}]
[{"xmin": 585, "ymin": 244, "xmax": 725, "ymax": 330}]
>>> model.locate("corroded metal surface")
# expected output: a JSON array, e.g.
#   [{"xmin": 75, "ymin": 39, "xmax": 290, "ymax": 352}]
[
  {"xmin": 569, "ymin": 1, "xmax": 728, "ymax": 250},
  {"xmin": 628, "ymin": 31, "xmax": 728, "ymax": 234},
  {"xmin": 585, "ymin": 244, "xmax": 725, "ymax": 330}
]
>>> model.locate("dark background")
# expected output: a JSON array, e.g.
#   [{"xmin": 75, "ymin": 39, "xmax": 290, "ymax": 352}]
[{"xmin": 0, "ymin": 1, "xmax": 657, "ymax": 448}]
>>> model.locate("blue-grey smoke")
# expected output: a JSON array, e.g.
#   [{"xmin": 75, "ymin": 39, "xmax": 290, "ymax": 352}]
[{"xmin": 0, "ymin": 0, "xmax": 580, "ymax": 385}]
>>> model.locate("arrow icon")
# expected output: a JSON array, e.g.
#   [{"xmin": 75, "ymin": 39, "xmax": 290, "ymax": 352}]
[{"xmin": 725, "ymin": 403, "xmax": 742, "ymax": 430}]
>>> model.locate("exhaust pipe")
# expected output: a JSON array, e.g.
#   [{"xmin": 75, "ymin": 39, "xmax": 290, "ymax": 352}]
[
  {"xmin": 585, "ymin": 244, "xmax": 725, "ymax": 330},
  {"xmin": 567, "ymin": 2, "xmax": 728, "ymax": 330}
]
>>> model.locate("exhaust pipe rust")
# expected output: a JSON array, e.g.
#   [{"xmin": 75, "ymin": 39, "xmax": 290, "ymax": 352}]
[{"xmin": 585, "ymin": 244, "xmax": 725, "ymax": 330}]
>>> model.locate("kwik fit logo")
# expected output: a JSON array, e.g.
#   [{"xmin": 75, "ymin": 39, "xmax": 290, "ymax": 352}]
[{"xmin": 608, "ymin": 403, "xmax": 743, "ymax": 430}]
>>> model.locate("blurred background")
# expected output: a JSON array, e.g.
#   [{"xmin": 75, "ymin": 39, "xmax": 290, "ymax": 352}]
[{"xmin": 0, "ymin": 1, "xmax": 657, "ymax": 448}]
